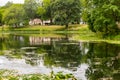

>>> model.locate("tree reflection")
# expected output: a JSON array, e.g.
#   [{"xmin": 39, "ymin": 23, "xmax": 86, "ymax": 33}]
[
  {"xmin": 0, "ymin": 35, "xmax": 29, "ymax": 50},
  {"xmin": 85, "ymin": 42, "xmax": 120, "ymax": 80},
  {"xmin": 44, "ymin": 40, "xmax": 82, "ymax": 70},
  {"xmin": 0, "ymin": 35, "xmax": 120, "ymax": 80}
]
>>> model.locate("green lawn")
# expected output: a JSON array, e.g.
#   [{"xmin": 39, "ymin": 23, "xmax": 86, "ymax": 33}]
[
  {"xmin": 0, "ymin": 24, "xmax": 84, "ymax": 31},
  {"xmin": 0, "ymin": 25, "xmax": 82, "ymax": 34},
  {"xmin": 73, "ymin": 25, "xmax": 120, "ymax": 44},
  {"xmin": 0, "ymin": 25, "xmax": 65, "ymax": 31}
]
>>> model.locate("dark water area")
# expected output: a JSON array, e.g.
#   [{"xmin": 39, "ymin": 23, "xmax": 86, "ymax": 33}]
[{"xmin": 0, "ymin": 34, "xmax": 120, "ymax": 80}]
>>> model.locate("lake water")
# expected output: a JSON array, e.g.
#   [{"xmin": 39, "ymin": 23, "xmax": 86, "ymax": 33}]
[{"xmin": 0, "ymin": 34, "xmax": 120, "ymax": 80}]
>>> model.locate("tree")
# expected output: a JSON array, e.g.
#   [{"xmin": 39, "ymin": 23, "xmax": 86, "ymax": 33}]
[
  {"xmin": 80, "ymin": 0, "xmax": 89, "ymax": 23},
  {"xmin": 0, "ymin": 2, "xmax": 13, "ymax": 26},
  {"xmin": 85, "ymin": 0, "xmax": 120, "ymax": 36},
  {"xmin": 51, "ymin": 0, "xmax": 81, "ymax": 28},
  {"xmin": 24, "ymin": 0, "xmax": 38, "ymax": 20},
  {"xmin": 37, "ymin": 0, "xmax": 53, "ymax": 24},
  {"xmin": 0, "ymin": 12, "xmax": 2, "ymax": 25},
  {"xmin": 4, "ymin": 1, "xmax": 13, "ymax": 8},
  {"xmin": 37, "ymin": 6, "xmax": 45, "ymax": 19},
  {"xmin": 3, "ymin": 4, "xmax": 25, "ymax": 27}
]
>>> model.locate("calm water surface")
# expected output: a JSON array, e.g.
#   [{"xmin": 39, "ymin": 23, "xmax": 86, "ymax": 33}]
[{"xmin": 0, "ymin": 34, "xmax": 120, "ymax": 80}]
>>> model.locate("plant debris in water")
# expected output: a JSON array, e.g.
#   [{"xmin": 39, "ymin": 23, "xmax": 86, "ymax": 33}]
[{"xmin": 0, "ymin": 70, "xmax": 77, "ymax": 80}]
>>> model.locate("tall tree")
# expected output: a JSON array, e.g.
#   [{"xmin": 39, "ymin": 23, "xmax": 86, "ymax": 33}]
[
  {"xmin": 37, "ymin": 0, "xmax": 53, "ymax": 24},
  {"xmin": 0, "ymin": 1, "xmax": 13, "ymax": 25},
  {"xmin": 85, "ymin": 0, "xmax": 120, "ymax": 36},
  {"xmin": 0, "ymin": 12, "xmax": 2, "ymax": 25},
  {"xmin": 4, "ymin": 1, "xmax": 13, "ymax": 8},
  {"xmin": 3, "ymin": 4, "xmax": 25, "ymax": 27},
  {"xmin": 51, "ymin": 0, "xmax": 81, "ymax": 28},
  {"xmin": 24, "ymin": 0, "xmax": 38, "ymax": 20}
]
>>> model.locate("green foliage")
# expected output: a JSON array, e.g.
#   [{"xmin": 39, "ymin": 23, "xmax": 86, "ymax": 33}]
[
  {"xmin": 37, "ymin": 7, "xmax": 46, "ymax": 19},
  {"xmin": 85, "ymin": 43, "xmax": 120, "ymax": 80},
  {"xmin": 3, "ymin": 4, "xmax": 25, "ymax": 27},
  {"xmin": 51, "ymin": 72, "xmax": 75, "ymax": 80},
  {"xmin": 1, "ymin": 0, "xmax": 120, "ymax": 38},
  {"xmin": 0, "ymin": 70, "xmax": 75, "ymax": 80},
  {"xmin": 4, "ymin": 1, "xmax": 13, "ymax": 8},
  {"xmin": 0, "ymin": 1, "xmax": 13, "ymax": 25},
  {"xmin": 24, "ymin": 0, "xmax": 38, "ymax": 19},
  {"xmin": 0, "ymin": 12, "xmax": 2, "ymax": 25},
  {"xmin": 51, "ymin": 0, "xmax": 81, "ymax": 28},
  {"xmin": 84, "ymin": 0, "xmax": 120, "ymax": 36},
  {"xmin": 37, "ymin": 0, "xmax": 52, "ymax": 21}
]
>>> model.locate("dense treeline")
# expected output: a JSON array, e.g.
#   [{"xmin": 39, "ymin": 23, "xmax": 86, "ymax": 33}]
[
  {"xmin": 84, "ymin": 0, "xmax": 120, "ymax": 36},
  {"xmin": 0, "ymin": 0, "xmax": 120, "ymax": 36}
]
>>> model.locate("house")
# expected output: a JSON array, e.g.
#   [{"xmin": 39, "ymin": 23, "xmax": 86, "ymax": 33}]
[
  {"xmin": 29, "ymin": 18, "xmax": 42, "ymax": 25},
  {"xmin": 29, "ymin": 18, "xmax": 51, "ymax": 26},
  {"xmin": 43, "ymin": 20, "xmax": 51, "ymax": 25}
]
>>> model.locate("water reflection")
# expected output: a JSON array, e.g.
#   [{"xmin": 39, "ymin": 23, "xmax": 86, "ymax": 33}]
[
  {"xmin": 85, "ymin": 43, "xmax": 120, "ymax": 80},
  {"xmin": 29, "ymin": 36, "xmax": 67, "ymax": 45},
  {"xmin": 0, "ymin": 35, "xmax": 120, "ymax": 80},
  {"xmin": 46, "ymin": 41, "xmax": 82, "ymax": 69}
]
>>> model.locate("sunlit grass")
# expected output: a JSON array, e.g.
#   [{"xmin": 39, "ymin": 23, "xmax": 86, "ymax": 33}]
[
  {"xmin": 0, "ymin": 33, "xmax": 9, "ymax": 38},
  {"xmin": 15, "ymin": 25, "xmax": 65, "ymax": 31},
  {"xmin": 73, "ymin": 25, "xmax": 120, "ymax": 44},
  {"xmin": 16, "ymin": 33, "xmax": 65, "ymax": 37},
  {"xmin": 0, "ymin": 25, "xmax": 9, "ymax": 31},
  {"xmin": 0, "ymin": 25, "xmax": 81, "ymax": 34},
  {"xmin": 0, "ymin": 24, "xmax": 82, "ymax": 31}
]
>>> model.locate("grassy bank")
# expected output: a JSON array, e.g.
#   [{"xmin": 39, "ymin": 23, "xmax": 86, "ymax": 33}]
[
  {"xmin": 1, "ymin": 24, "xmax": 120, "ymax": 44},
  {"xmin": 73, "ymin": 25, "xmax": 120, "ymax": 44},
  {"xmin": 0, "ymin": 25, "xmax": 81, "ymax": 34}
]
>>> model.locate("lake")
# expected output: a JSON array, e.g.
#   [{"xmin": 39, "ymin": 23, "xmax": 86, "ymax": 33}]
[{"xmin": 0, "ymin": 34, "xmax": 120, "ymax": 80}]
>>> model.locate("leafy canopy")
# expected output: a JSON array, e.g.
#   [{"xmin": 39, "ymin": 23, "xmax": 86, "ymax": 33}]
[
  {"xmin": 3, "ymin": 4, "xmax": 25, "ymax": 27},
  {"xmin": 0, "ymin": 12, "xmax": 2, "ymax": 25},
  {"xmin": 51, "ymin": 0, "xmax": 81, "ymax": 28},
  {"xmin": 85, "ymin": 0, "xmax": 120, "ymax": 36},
  {"xmin": 24, "ymin": 0, "xmax": 38, "ymax": 19},
  {"xmin": 37, "ymin": 0, "xmax": 51, "ymax": 20}
]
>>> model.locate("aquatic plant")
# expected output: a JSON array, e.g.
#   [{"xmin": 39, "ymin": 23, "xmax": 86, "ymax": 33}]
[{"xmin": 0, "ymin": 70, "xmax": 76, "ymax": 80}]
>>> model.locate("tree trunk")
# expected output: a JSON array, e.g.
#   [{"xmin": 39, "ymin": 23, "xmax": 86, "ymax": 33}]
[
  {"xmin": 50, "ymin": 18, "xmax": 53, "ymax": 25},
  {"xmin": 77, "ymin": 20, "xmax": 80, "ymax": 24},
  {"xmin": 65, "ymin": 24, "xmax": 68, "ymax": 29},
  {"xmin": 2, "ymin": 26, "xmax": 4, "ymax": 31},
  {"xmin": 15, "ymin": 24, "xmax": 18, "ymax": 28}
]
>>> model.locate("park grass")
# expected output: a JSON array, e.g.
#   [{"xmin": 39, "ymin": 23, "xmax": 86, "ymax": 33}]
[
  {"xmin": 73, "ymin": 25, "xmax": 120, "ymax": 44},
  {"xmin": 0, "ymin": 25, "xmax": 9, "ymax": 31},
  {"xmin": 0, "ymin": 25, "xmax": 81, "ymax": 34},
  {"xmin": 16, "ymin": 33, "xmax": 66, "ymax": 38},
  {"xmin": 0, "ymin": 24, "xmax": 83, "ymax": 32},
  {"xmin": 14, "ymin": 25, "xmax": 65, "ymax": 31}
]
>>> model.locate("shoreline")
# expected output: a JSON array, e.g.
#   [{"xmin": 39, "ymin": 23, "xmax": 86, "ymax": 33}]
[{"xmin": 0, "ymin": 25, "xmax": 120, "ymax": 44}]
